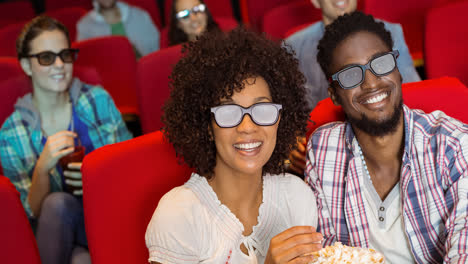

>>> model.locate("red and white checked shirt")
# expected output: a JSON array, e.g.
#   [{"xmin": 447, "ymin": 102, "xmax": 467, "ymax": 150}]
[{"xmin": 305, "ymin": 105, "xmax": 468, "ymax": 263}]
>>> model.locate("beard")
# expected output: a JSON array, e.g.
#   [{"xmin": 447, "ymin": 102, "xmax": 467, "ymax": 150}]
[{"xmin": 346, "ymin": 97, "xmax": 403, "ymax": 137}]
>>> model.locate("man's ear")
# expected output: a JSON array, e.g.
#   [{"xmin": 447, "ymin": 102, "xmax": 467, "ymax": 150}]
[
  {"xmin": 311, "ymin": 0, "xmax": 321, "ymax": 9},
  {"xmin": 19, "ymin": 58, "xmax": 32, "ymax": 77},
  {"xmin": 328, "ymin": 86, "xmax": 340, "ymax": 106}
]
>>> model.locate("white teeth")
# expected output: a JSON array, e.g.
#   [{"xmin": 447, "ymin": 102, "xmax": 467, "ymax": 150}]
[
  {"xmin": 234, "ymin": 142, "xmax": 262, "ymax": 151},
  {"xmin": 51, "ymin": 74, "xmax": 64, "ymax": 80},
  {"xmin": 336, "ymin": 1, "xmax": 345, "ymax": 7},
  {"xmin": 365, "ymin": 93, "xmax": 388, "ymax": 104}
]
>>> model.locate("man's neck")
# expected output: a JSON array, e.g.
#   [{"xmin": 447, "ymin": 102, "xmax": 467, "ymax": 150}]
[
  {"xmin": 353, "ymin": 115, "xmax": 405, "ymax": 200},
  {"xmin": 100, "ymin": 5, "xmax": 121, "ymax": 24}
]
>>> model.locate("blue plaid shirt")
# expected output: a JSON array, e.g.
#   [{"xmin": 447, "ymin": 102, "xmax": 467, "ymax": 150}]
[
  {"xmin": 0, "ymin": 79, "xmax": 132, "ymax": 218},
  {"xmin": 305, "ymin": 105, "xmax": 468, "ymax": 263}
]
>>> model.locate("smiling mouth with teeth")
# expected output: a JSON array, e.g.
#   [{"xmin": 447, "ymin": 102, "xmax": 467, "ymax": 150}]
[
  {"xmin": 233, "ymin": 142, "xmax": 262, "ymax": 151},
  {"xmin": 363, "ymin": 92, "xmax": 389, "ymax": 104},
  {"xmin": 335, "ymin": 0, "xmax": 346, "ymax": 8}
]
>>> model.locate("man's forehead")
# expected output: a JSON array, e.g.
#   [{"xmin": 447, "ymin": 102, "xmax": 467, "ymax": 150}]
[{"xmin": 331, "ymin": 31, "xmax": 391, "ymax": 69}]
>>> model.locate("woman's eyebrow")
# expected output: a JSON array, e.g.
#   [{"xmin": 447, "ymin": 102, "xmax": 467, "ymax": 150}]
[
  {"xmin": 219, "ymin": 96, "xmax": 272, "ymax": 105},
  {"xmin": 254, "ymin": 96, "xmax": 272, "ymax": 102}
]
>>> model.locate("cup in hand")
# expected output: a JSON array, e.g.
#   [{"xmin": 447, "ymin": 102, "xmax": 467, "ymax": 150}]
[{"xmin": 59, "ymin": 145, "xmax": 85, "ymax": 195}]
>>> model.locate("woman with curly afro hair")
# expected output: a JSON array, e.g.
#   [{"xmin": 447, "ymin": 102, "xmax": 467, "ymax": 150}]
[{"xmin": 145, "ymin": 27, "xmax": 323, "ymax": 263}]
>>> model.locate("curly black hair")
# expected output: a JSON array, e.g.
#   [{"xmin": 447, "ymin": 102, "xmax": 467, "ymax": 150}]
[
  {"xmin": 317, "ymin": 11, "xmax": 393, "ymax": 77},
  {"xmin": 168, "ymin": 0, "xmax": 220, "ymax": 46},
  {"xmin": 162, "ymin": 27, "xmax": 310, "ymax": 178}
]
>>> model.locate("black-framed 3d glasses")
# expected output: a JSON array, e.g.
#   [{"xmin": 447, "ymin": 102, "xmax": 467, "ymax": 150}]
[
  {"xmin": 176, "ymin": 3, "xmax": 206, "ymax": 20},
  {"xmin": 210, "ymin": 102, "xmax": 282, "ymax": 128},
  {"xmin": 329, "ymin": 50, "xmax": 399, "ymax": 89},
  {"xmin": 23, "ymin": 48, "xmax": 79, "ymax": 66}
]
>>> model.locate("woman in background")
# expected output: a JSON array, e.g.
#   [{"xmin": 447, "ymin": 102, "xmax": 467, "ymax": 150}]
[
  {"xmin": 168, "ymin": 0, "xmax": 219, "ymax": 46},
  {"xmin": 0, "ymin": 16, "xmax": 132, "ymax": 264},
  {"xmin": 145, "ymin": 27, "xmax": 323, "ymax": 263}
]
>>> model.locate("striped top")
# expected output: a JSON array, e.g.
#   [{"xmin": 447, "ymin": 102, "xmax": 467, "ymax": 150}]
[{"xmin": 305, "ymin": 105, "xmax": 468, "ymax": 264}]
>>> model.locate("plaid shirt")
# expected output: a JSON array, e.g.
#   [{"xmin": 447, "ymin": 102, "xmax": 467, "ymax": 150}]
[
  {"xmin": 305, "ymin": 105, "xmax": 468, "ymax": 263},
  {"xmin": 0, "ymin": 79, "xmax": 132, "ymax": 218}
]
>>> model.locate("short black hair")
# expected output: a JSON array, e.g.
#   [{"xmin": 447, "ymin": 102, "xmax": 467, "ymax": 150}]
[
  {"xmin": 317, "ymin": 11, "xmax": 393, "ymax": 77},
  {"xmin": 163, "ymin": 27, "xmax": 309, "ymax": 178}
]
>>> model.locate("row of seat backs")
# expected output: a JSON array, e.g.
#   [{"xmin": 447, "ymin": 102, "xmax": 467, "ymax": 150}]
[
  {"xmin": 0, "ymin": 7, "xmax": 88, "ymax": 58},
  {"xmin": 0, "ymin": 13, "xmax": 236, "ymax": 129},
  {"xmin": 81, "ymin": 76, "xmax": 468, "ymax": 264},
  {"xmin": 0, "ymin": 0, "xmax": 161, "ymax": 29},
  {"xmin": 0, "ymin": 0, "xmax": 237, "ymax": 30},
  {"xmin": 258, "ymin": 0, "xmax": 465, "ymax": 67},
  {"xmin": 0, "ymin": 8, "xmax": 238, "ymax": 59}
]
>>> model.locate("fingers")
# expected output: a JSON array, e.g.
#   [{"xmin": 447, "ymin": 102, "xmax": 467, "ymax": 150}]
[
  {"xmin": 290, "ymin": 149, "xmax": 307, "ymax": 163},
  {"xmin": 55, "ymin": 146, "xmax": 75, "ymax": 160},
  {"xmin": 273, "ymin": 226, "xmax": 319, "ymax": 243},
  {"xmin": 50, "ymin": 130, "xmax": 77, "ymax": 139},
  {"xmin": 47, "ymin": 131, "xmax": 77, "ymax": 150},
  {"xmin": 289, "ymin": 255, "xmax": 318, "ymax": 264},
  {"xmin": 288, "ymin": 163, "xmax": 305, "ymax": 176},
  {"xmin": 65, "ymin": 178, "xmax": 82, "ymax": 187},
  {"xmin": 270, "ymin": 229, "xmax": 323, "ymax": 264},
  {"xmin": 64, "ymin": 170, "xmax": 82, "ymax": 180},
  {"xmin": 67, "ymin": 162, "xmax": 82, "ymax": 170},
  {"xmin": 299, "ymin": 136, "xmax": 307, "ymax": 145},
  {"xmin": 288, "ymin": 149, "xmax": 306, "ymax": 176},
  {"xmin": 296, "ymin": 138, "xmax": 306, "ymax": 153},
  {"xmin": 73, "ymin": 189, "xmax": 83, "ymax": 196}
]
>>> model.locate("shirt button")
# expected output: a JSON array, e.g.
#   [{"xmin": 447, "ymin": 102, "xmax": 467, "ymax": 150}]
[
  {"xmin": 379, "ymin": 217, "xmax": 384, "ymax": 222},
  {"xmin": 379, "ymin": 206, "xmax": 385, "ymax": 211}
]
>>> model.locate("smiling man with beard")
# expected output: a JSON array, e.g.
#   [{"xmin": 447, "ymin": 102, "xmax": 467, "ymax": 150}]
[{"xmin": 305, "ymin": 11, "xmax": 468, "ymax": 264}]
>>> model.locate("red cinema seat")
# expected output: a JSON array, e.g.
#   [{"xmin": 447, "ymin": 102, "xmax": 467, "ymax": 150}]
[
  {"xmin": 0, "ymin": 58, "xmax": 30, "ymax": 125},
  {"xmin": 81, "ymin": 131, "xmax": 193, "ymax": 264},
  {"xmin": 123, "ymin": 0, "xmax": 162, "ymax": 29},
  {"xmin": 0, "ymin": 1, "xmax": 35, "ymax": 28},
  {"xmin": 425, "ymin": 0, "xmax": 468, "ymax": 86},
  {"xmin": 164, "ymin": 0, "xmax": 234, "ymax": 26},
  {"xmin": 45, "ymin": 0, "xmax": 92, "ymax": 11},
  {"xmin": 45, "ymin": 7, "xmax": 88, "ymax": 42},
  {"xmin": 72, "ymin": 36, "xmax": 139, "ymax": 116},
  {"xmin": 0, "ymin": 22, "xmax": 26, "ymax": 57},
  {"xmin": 306, "ymin": 77, "xmax": 468, "ymax": 136},
  {"xmin": 137, "ymin": 44, "xmax": 183, "ymax": 133},
  {"xmin": 262, "ymin": 0, "xmax": 321, "ymax": 40},
  {"xmin": 0, "ymin": 176, "xmax": 41, "ymax": 264},
  {"xmin": 363, "ymin": 0, "xmax": 443, "ymax": 66},
  {"xmin": 159, "ymin": 16, "xmax": 237, "ymax": 49},
  {"xmin": 243, "ymin": 0, "xmax": 294, "ymax": 31}
]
